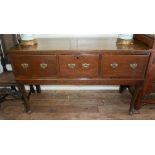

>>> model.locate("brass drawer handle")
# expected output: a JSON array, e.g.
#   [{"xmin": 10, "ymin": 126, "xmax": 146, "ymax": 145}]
[
  {"xmin": 21, "ymin": 63, "xmax": 29, "ymax": 69},
  {"xmin": 68, "ymin": 63, "xmax": 76, "ymax": 69},
  {"xmin": 110, "ymin": 63, "xmax": 118, "ymax": 69},
  {"xmin": 130, "ymin": 63, "xmax": 138, "ymax": 69},
  {"xmin": 40, "ymin": 63, "xmax": 48, "ymax": 69},
  {"xmin": 82, "ymin": 63, "xmax": 90, "ymax": 69}
]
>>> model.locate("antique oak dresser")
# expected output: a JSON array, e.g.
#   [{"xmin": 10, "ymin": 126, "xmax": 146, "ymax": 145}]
[{"xmin": 7, "ymin": 34, "xmax": 155, "ymax": 115}]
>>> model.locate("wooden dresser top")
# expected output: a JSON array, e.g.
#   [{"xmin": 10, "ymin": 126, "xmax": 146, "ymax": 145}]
[{"xmin": 8, "ymin": 37, "xmax": 150, "ymax": 54}]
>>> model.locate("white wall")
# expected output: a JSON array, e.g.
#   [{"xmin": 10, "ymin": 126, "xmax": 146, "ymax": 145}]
[{"xmin": 35, "ymin": 34, "xmax": 118, "ymax": 38}]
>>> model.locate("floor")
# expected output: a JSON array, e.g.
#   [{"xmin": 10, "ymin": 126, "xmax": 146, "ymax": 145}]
[{"xmin": 0, "ymin": 90, "xmax": 155, "ymax": 120}]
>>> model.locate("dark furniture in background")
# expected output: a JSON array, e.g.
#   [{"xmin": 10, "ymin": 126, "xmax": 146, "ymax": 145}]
[
  {"xmin": 7, "ymin": 35, "xmax": 155, "ymax": 114},
  {"xmin": 135, "ymin": 35, "xmax": 155, "ymax": 107},
  {"xmin": 0, "ymin": 34, "xmax": 41, "ymax": 107},
  {"xmin": 0, "ymin": 38, "xmax": 21, "ymax": 106},
  {"xmin": 119, "ymin": 35, "xmax": 155, "ymax": 108}
]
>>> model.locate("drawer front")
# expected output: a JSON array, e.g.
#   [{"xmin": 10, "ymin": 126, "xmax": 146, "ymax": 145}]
[
  {"xmin": 101, "ymin": 55, "xmax": 149, "ymax": 78},
  {"xmin": 10, "ymin": 55, "xmax": 57, "ymax": 78},
  {"xmin": 59, "ymin": 54, "xmax": 99, "ymax": 77}
]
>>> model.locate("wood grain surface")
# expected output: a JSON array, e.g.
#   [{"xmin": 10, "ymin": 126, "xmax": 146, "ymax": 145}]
[
  {"xmin": 8, "ymin": 37, "xmax": 150, "ymax": 54},
  {"xmin": 0, "ymin": 90, "xmax": 155, "ymax": 120}
]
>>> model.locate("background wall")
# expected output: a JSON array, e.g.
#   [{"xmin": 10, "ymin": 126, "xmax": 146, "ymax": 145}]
[{"xmin": 35, "ymin": 34, "xmax": 118, "ymax": 38}]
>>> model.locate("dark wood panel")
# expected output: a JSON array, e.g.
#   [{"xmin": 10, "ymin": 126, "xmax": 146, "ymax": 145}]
[
  {"xmin": 10, "ymin": 55, "xmax": 57, "ymax": 78},
  {"xmin": 134, "ymin": 34, "xmax": 154, "ymax": 48},
  {"xmin": 59, "ymin": 54, "xmax": 99, "ymax": 77},
  {"xmin": 150, "ymin": 55, "xmax": 155, "ymax": 81},
  {"xmin": 151, "ymin": 82, "xmax": 155, "ymax": 93},
  {"xmin": 15, "ymin": 78, "xmax": 144, "ymax": 86},
  {"xmin": 101, "ymin": 55, "xmax": 149, "ymax": 78}
]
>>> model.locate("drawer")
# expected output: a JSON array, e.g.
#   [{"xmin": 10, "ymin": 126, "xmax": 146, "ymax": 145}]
[
  {"xmin": 101, "ymin": 55, "xmax": 149, "ymax": 78},
  {"xmin": 59, "ymin": 54, "xmax": 99, "ymax": 77},
  {"xmin": 10, "ymin": 55, "xmax": 57, "ymax": 78}
]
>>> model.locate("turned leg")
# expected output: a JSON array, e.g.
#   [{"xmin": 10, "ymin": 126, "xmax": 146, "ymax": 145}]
[
  {"xmin": 11, "ymin": 86, "xmax": 18, "ymax": 92},
  {"xmin": 129, "ymin": 85, "xmax": 142, "ymax": 115},
  {"xmin": 36, "ymin": 85, "xmax": 41, "ymax": 93},
  {"xmin": 119, "ymin": 86, "xmax": 125, "ymax": 93},
  {"xmin": 0, "ymin": 94, "xmax": 8, "ymax": 109},
  {"xmin": 27, "ymin": 85, "xmax": 36, "ymax": 99},
  {"xmin": 119, "ymin": 85, "xmax": 128, "ymax": 93},
  {"xmin": 18, "ymin": 84, "xmax": 31, "ymax": 113},
  {"xmin": 30, "ymin": 85, "xmax": 35, "ymax": 93},
  {"xmin": 134, "ymin": 87, "xmax": 144, "ymax": 111}
]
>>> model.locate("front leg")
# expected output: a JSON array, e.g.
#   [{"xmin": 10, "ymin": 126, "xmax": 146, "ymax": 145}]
[
  {"xmin": 18, "ymin": 84, "xmax": 31, "ymax": 113},
  {"xmin": 119, "ymin": 85, "xmax": 128, "ymax": 93},
  {"xmin": 36, "ymin": 85, "xmax": 41, "ymax": 93},
  {"xmin": 129, "ymin": 85, "xmax": 142, "ymax": 115}
]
